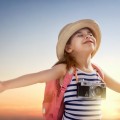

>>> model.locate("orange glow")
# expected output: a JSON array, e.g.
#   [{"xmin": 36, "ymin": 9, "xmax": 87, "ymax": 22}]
[
  {"xmin": 0, "ymin": 86, "xmax": 120, "ymax": 119},
  {"xmin": 0, "ymin": 65, "xmax": 120, "ymax": 119},
  {"xmin": 0, "ymin": 84, "xmax": 45, "ymax": 119},
  {"xmin": 0, "ymin": 108, "xmax": 42, "ymax": 120}
]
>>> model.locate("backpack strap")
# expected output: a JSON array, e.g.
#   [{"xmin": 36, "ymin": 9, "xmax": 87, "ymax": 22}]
[
  {"xmin": 60, "ymin": 67, "xmax": 75, "ymax": 93},
  {"xmin": 92, "ymin": 63, "xmax": 104, "ymax": 80},
  {"xmin": 54, "ymin": 67, "xmax": 75, "ymax": 119}
]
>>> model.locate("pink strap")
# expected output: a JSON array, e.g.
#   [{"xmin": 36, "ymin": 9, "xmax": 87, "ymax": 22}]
[
  {"xmin": 59, "ymin": 67, "xmax": 75, "ymax": 99},
  {"xmin": 92, "ymin": 63, "xmax": 104, "ymax": 80},
  {"xmin": 54, "ymin": 68, "xmax": 74, "ymax": 119}
]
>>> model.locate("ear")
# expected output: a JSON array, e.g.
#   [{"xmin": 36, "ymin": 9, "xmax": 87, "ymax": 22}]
[{"xmin": 65, "ymin": 45, "xmax": 73, "ymax": 53}]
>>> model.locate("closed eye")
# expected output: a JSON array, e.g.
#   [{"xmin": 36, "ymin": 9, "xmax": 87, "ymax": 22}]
[
  {"xmin": 75, "ymin": 32, "xmax": 84, "ymax": 37},
  {"xmin": 77, "ymin": 34, "xmax": 83, "ymax": 37},
  {"xmin": 88, "ymin": 32, "xmax": 94, "ymax": 37}
]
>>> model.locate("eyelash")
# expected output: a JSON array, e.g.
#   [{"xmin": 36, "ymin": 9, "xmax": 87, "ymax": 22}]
[
  {"xmin": 77, "ymin": 34, "xmax": 83, "ymax": 37},
  {"xmin": 77, "ymin": 33, "xmax": 93, "ymax": 37}
]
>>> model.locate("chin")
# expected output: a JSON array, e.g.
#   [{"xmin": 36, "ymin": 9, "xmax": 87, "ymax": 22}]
[{"xmin": 86, "ymin": 45, "xmax": 95, "ymax": 52}]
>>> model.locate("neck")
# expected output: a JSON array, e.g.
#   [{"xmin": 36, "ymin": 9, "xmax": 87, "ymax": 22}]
[{"xmin": 75, "ymin": 54, "xmax": 94, "ymax": 73}]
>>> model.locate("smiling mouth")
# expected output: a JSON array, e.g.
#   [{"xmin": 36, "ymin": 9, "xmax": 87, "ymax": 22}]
[{"xmin": 84, "ymin": 40, "xmax": 94, "ymax": 44}]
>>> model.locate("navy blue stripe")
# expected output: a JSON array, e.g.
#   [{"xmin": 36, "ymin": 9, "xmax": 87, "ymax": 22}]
[
  {"xmin": 67, "ymin": 84, "xmax": 76, "ymax": 87},
  {"xmin": 72, "ymin": 78, "xmax": 77, "ymax": 81},
  {"xmin": 77, "ymin": 73, "xmax": 98, "ymax": 76},
  {"xmin": 65, "ymin": 111, "xmax": 101, "ymax": 117},
  {"xmin": 65, "ymin": 108, "xmax": 100, "ymax": 112},
  {"xmin": 64, "ymin": 113, "xmax": 82, "ymax": 120},
  {"xmin": 65, "ymin": 89, "xmax": 77, "ymax": 93},
  {"xmin": 64, "ymin": 113, "xmax": 101, "ymax": 120},
  {"xmin": 72, "ymin": 78, "xmax": 101, "ymax": 81},
  {"xmin": 80, "ymin": 78, "xmax": 101, "ymax": 81},
  {"xmin": 65, "ymin": 102, "xmax": 101, "ymax": 106},
  {"xmin": 64, "ymin": 94, "xmax": 77, "ymax": 98},
  {"xmin": 65, "ymin": 99, "xmax": 101, "ymax": 103}
]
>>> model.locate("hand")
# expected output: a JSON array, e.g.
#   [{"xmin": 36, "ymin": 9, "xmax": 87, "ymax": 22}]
[{"xmin": 0, "ymin": 81, "xmax": 4, "ymax": 93}]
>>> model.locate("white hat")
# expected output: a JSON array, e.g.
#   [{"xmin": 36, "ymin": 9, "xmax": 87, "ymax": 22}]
[{"xmin": 56, "ymin": 19, "xmax": 101, "ymax": 60}]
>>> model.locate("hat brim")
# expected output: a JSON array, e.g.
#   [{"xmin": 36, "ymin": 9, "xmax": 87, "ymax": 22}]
[{"xmin": 56, "ymin": 19, "xmax": 101, "ymax": 60}]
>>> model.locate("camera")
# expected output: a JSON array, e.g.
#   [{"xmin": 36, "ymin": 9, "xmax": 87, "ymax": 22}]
[{"xmin": 77, "ymin": 79, "xmax": 106, "ymax": 99}]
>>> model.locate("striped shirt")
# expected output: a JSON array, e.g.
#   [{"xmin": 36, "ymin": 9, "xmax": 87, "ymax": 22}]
[{"xmin": 62, "ymin": 68, "xmax": 104, "ymax": 120}]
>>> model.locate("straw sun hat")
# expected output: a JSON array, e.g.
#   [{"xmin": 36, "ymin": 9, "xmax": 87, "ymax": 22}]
[{"xmin": 56, "ymin": 19, "xmax": 101, "ymax": 60}]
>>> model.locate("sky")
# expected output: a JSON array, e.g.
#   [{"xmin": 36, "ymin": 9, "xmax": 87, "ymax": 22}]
[{"xmin": 0, "ymin": 0, "xmax": 120, "ymax": 119}]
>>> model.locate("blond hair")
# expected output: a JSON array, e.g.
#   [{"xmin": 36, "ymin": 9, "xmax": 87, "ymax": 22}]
[{"xmin": 54, "ymin": 35, "xmax": 77, "ymax": 70}]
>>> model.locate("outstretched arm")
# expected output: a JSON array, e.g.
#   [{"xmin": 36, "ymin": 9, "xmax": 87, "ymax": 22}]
[
  {"xmin": 0, "ymin": 64, "xmax": 67, "ymax": 92},
  {"xmin": 104, "ymin": 72, "xmax": 120, "ymax": 93}
]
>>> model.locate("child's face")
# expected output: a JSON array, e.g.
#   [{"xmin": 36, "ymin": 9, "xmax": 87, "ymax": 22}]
[{"xmin": 65, "ymin": 28, "xmax": 97, "ymax": 57}]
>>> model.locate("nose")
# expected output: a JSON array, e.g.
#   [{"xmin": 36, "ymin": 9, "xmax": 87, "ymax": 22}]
[{"xmin": 85, "ymin": 34, "xmax": 90, "ymax": 39}]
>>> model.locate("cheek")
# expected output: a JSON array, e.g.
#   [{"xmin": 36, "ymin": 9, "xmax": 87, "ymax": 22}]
[
  {"xmin": 73, "ymin": 42, "xmax": 83, "ymax": 52},
  {"xmin": 72, "ymin": 37, "xmax": 82, "ymax": 45},
  {"xmin": 70, "ymin": 37, "xmax": 84, "ymax": 51}
]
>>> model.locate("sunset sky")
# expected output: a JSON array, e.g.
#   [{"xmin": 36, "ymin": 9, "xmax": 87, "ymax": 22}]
[{"xmin": 0, "ymin": 0, "xmax": 120, "ymax": 119}]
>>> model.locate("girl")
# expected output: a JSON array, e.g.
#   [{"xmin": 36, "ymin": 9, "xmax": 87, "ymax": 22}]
[{"xmin": 0, "ymin": 19, "xmax": 120, "ymax": 120}]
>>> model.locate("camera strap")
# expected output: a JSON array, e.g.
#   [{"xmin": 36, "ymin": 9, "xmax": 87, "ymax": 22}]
[
  {"xmin": 74, "ymin": 63, "xmax": 104, "ymax": 97},
  {"xmin": 74, "ymin": 63, "xmax": 104, "ymax": 83}
]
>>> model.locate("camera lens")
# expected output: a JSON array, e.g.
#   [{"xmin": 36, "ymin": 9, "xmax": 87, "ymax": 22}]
[{"xmin": 94, "ymin": 86, "xmax": 103, "ymax": 96}]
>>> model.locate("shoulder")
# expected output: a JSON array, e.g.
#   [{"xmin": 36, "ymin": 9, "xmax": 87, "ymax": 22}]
[{"xmin": 52, "ymin": 63, "xmax": 67, "ymax": 78}]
